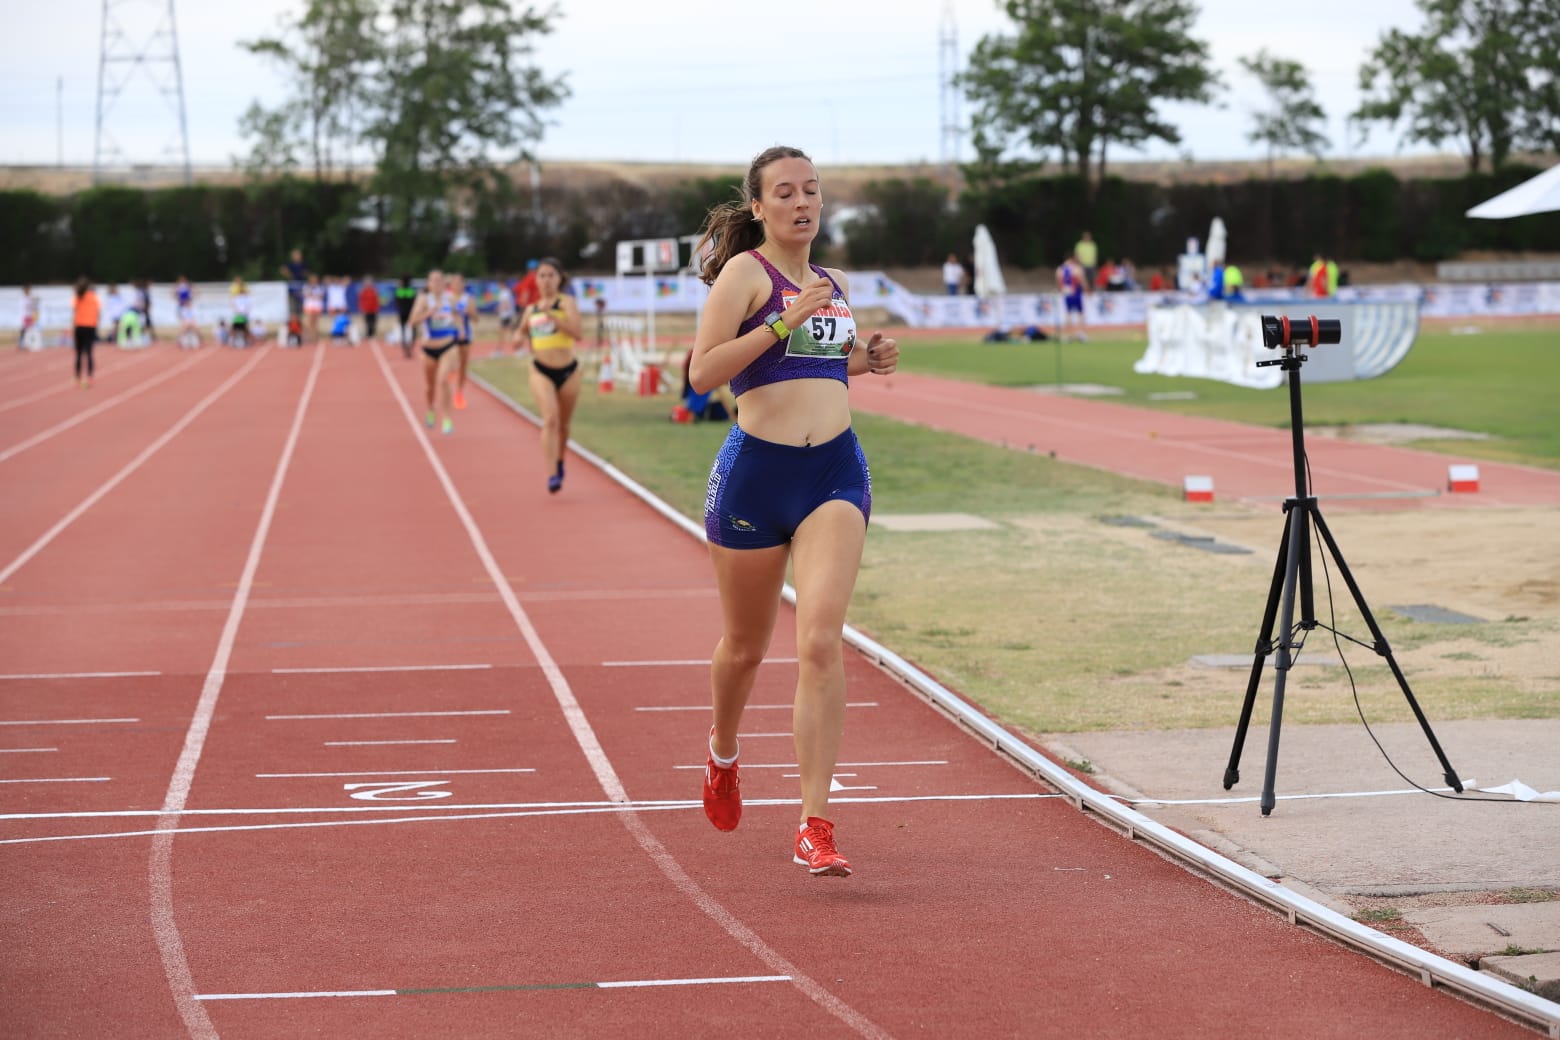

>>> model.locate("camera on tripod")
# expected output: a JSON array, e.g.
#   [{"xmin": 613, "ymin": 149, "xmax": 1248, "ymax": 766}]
[{"xmin": 1260, "ymin": 314, "xmax": 1342, "ymax": 350}]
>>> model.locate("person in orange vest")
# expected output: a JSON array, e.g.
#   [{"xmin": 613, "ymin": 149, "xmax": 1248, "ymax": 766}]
[{"xmin": 72, "ymin": 277, "xmax": 101, "ymax": 388}]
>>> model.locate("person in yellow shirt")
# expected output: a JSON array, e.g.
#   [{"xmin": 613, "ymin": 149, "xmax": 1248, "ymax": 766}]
[
  {"xmin": 513, "ymin": 258, "xmax": 583, "ymax": 493},
  {"xmin": 1073, "ymin": 230, "xmax": 1099, "ymax": 287}
]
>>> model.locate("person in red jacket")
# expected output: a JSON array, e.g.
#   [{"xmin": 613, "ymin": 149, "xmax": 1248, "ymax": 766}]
[{"xmin": 357, "ymin": 276, "xmax": 381, "ymax": 345}]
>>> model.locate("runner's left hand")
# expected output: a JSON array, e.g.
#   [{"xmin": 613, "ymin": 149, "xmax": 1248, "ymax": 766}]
[{"xmin": 864, "ymin": 332, "xmax": 898, "ymax": 375}]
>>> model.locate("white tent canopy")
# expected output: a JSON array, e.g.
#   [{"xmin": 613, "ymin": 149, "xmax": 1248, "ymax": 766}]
[{"xmin": 1466, "ymin": 163, "xmax": 1560, "ymax": 219}]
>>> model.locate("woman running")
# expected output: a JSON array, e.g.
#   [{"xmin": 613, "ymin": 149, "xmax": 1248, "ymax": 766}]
[
  {"xmin": 410, "ymin": 270, "xmax": 460, "ymax": 434},
  {"xmin": 688, "ymin": 145, "xmax": 898, "ymax": 878},
  {"xmin": 512, "ymin": 258, "xmax": 582, "ymax": 493},
  {"xmin": 71, "ymin": 278, "xmax": 100, "ymax": 388}
]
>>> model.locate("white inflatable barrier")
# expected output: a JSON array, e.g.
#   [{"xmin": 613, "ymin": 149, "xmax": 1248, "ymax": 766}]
[{"xmin": 1136, "ymin": 300, "xmax": 1422, "ymax": 388}]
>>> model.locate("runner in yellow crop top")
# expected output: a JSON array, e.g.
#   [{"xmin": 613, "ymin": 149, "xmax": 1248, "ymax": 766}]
[{"xmin": 514, "ymin": 258, "xmax": 583, "ymax": 493}]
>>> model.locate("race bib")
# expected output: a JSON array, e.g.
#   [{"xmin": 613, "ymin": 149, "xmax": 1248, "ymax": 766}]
[
  {"xmin": 528, "ymin": 312, "xmax": 558, "ymax": 337},
  {"xmin": 781, "ymin": 291, "xmax": 857, "ymax": 359}
]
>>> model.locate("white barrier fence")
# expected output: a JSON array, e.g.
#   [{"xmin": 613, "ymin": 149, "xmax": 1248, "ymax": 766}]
[
  {"xmin": 5, "ymin": 275, "xmax": 1560, "ymax": 339},
  {"xmin": 0, "ymin": 282, "xmax": 290, "ymax": 346}
]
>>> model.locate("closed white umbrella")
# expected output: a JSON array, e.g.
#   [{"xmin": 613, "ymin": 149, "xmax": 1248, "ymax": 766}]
[
  {"xmin": 1467, "ymin": 163, "xmax": 1560, "ymax": 218},
  {"xmin": 973, "ymin": 224, "xmax": 1006, "ymax": 298},
  {"xmin": 1206, "ymin": 216, "xmax": 1228, "ymax": 265}
]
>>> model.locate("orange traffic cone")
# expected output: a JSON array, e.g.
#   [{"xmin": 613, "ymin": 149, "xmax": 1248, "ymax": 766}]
[{"xmin": 598, "ymin": 355, "xmax": 615, "ymax": 393}]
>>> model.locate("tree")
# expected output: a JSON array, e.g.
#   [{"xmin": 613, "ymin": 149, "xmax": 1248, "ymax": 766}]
[
  {"xmin": 241, "ymin": 0, "xmax": 378, "ymax": 182},
  {"xmin": 1352, "ymin": 0, "xmax": 1560, "ymax": 172},
  {"xmin": 1238, "ymin": 51, "xmax": 1328, "ymax": 179},
  {"xmin": 960, "ymin": 0, "xmax": 1221, "ymax": 209},
  {"xmin": 367, "ymin": 0, "xmax": 568, "ymax": 265}
]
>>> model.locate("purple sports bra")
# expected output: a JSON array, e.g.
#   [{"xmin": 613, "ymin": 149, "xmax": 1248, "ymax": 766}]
[{"xmin": 729, "ymin": 251, "xmax": 849, "ymax": 398}]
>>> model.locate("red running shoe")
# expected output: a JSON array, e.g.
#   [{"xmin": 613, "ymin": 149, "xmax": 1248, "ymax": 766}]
[
  {"xmin": 794, "ymin": 817, "xmax": 852, "ymax": 877},
  {"xmin": 702, "ymin": 730, "xmax": 741, "ymax": 831}
]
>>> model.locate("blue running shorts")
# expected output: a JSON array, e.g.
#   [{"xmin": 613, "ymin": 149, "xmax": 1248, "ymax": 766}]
[{"xmin": 704, "ymin": 426, "xmax": 871, "ymax": 549}]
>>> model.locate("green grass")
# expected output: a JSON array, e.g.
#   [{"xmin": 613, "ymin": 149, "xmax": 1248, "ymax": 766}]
[
  {"xmin": 473, "ymin": 343, "xmax": 1556, "ymax": 733},
  {"xmin": 897, "ymin": 326, "xmax": 1560, "ymax": 468}
]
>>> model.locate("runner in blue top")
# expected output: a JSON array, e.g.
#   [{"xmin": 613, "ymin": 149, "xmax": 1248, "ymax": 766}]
[
  {"xmin": 409, "ymin": 270, "xmax": 460, "ymax": 435},
  {"xmin": 688, "ymin": 145, "xmax": 899, "ymax": 879},
  {"xmin": 1056, "ymin": 252, "xmax": 1087, "ymax": 343}
]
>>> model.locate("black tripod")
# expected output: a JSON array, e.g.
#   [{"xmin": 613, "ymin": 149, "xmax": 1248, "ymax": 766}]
[{"xmin": 1222, "ymin": 315, "xmax": 1463, "ymax": 815}]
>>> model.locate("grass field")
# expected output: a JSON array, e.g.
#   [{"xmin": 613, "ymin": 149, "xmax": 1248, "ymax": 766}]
[
  {"xmin": 895, "ymin": 324, "xmax": 1560, "ymax": 469},
  {"xmin": 474, "ymin": 330, "xmax": 1557, "ymax": 735}
]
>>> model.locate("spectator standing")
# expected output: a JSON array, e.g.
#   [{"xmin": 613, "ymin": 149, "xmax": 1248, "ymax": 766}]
[
  {"xmin": 393, "ymin": 276, "xmax": 418, "ymax": 358},
  {"xmin": 513, "ymin": 259, "xmax": 541, "ymax": 312},
  {"xmin": 301, "ymin": 274, "xmax": 325, "ymax": 341},
  {"xmin": 358, "ymin": 276, "xmax": 381, "ymax": 345},
  {"xmin": 1073, "ymin": 230, "xmax": 1099, "ymax": 288},
  {"xmin": 71, "ymin": 278, "xmax": 100, "ymax": 387},
  {"xmin": 103, "ymin": 284, "xmax": 126, "ymax": 340},
  {"xmin": 942, "ymin": 253, "xmax": 964, "ymax": 295},
  {"xmin": 280, "ymin": 249, "xmax": 308, "ymax": 322}
]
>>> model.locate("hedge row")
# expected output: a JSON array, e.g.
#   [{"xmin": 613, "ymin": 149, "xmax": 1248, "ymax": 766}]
[{"xmin": 3, "ymin": 166, "xmax": 1556, "ymax": 284}]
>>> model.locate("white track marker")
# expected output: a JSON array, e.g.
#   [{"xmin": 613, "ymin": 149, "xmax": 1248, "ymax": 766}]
[
  {"xmin": 324, "ymin": 739, "xmax": 458, "ymax": 747},
  {"xmin": 256, "ymin": 769, "xmax": 534, "ymax": 778},
  {"xmin": 602, "ymin": 657, "xmax": 797, "ymax": 667},
  {"xmin": 383, "ymin": 346, "xmax": 893, "ymax": 1040},
  {"xmin": 266, "ymin": 710, "xmax": 510, "ymax": 721},
  {"xmin": 0, "ymin": 349, "xmax": 268, "ymax": 587},
  {"xmin": 635, "ymin": 702, "xmax": 878, "ymax": 712},
  {"xmin": 0, "ymin": 717, "xmax": 139, "ymax": 726},
  {"xmin": 0, "ymin": 671, "xmax": 160, "ymax": 680},
  {"xmin": 271, "ymin": 663, "xmax": 492, "ymax": 674},
  {"xmin": 0, "ymin": 776, "xmax": 109, "ymax": 784},
  {"xmin": 0, "ymin": 351, "xmax": 210, "ymax": 463},
  {"xmin": 0, "ymin": 747, "xmax": 58, "ymax": 753},
  {"xmin": 149, "ymin": 342, "xmax": 322, "ymax": 1040}
]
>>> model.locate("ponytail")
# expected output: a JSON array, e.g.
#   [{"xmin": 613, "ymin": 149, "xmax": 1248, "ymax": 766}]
[{"xmin": 695, "ymin": 145, "xmax": 811, "ymax": 287}]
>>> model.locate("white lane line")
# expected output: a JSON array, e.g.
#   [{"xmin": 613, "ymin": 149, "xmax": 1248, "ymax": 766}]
[
  {"xmin": 0, "ymin": 794, "xmax": 1055, "ymax": 843},
  {"xmin": 256, "ymin": 769, "xmax": 534, "ymax": 778},
  {"xmin": 0, "ymin": 348, "xmax": 269, "ymax": 586},
  {"xmin": 737, "ymin": 732, "xmax": 793, "ymax": 739},
  {"xmin": 0, "ymin": 350, "xmax": 155, "ymax": 414},
  {"xmin": 674, "ymin": 760, "xmax": 947, "ymax": 770},
  {"xmin": 0, "ymin": 670, "xmax": 161, "ymax": 680},
  {"xmin": 266, "ymin": 710, "xmax": 510, "ymax": 720},
  {"xmin": 602, "ymin": 657, "xmax": 797, "ymax": 667},
  {"xmin": 0, "ymin": 717, "xmax": 139, "ymax": 726},
  {"xmin": 198, "ymin": 990, "xmax": 395, "ymax": 1001},
  {"xmin": 272, "ymin": 664, "xmax": 492, "ymax": 674},
  {"xmin": 634, "ymin": 702, "xmax": 878, "ymax": 712},
  {"xmin": 0, "ymin": 776, "xmax": 109, "ymax": 784},
  {"xmin": 195, "ymin": 975, "xmax": 792, "ymax": 1001},
  {"xmin": 379, "ymin": 344, "xmax": 892, "ymax": 1040},
  {"xmin": 323, "ymin": 739, "xmax": 458, "ymax": 747},
  {"xmin": 0, "ymin": 747, "xmax": 58, "ymax": 753},
  {"xmin": 150, "ymin": 341, "xmax": 322, "ymax": 1040},
  {"xmin": 0, "ymin": 350, "xmax": 210, "ymax": 463}
]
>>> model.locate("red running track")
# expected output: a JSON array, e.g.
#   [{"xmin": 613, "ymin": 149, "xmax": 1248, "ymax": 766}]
[
  {"xmin": 0, "ymin": 341, "xmax": 1536, "ymax": 1038},
  {"xmin": 849, "ymin": 371, "xmax": 1560, "ymax": 510}
]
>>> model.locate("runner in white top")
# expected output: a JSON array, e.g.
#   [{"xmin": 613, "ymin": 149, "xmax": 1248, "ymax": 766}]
[
  {"xmin": 17, "ymin": 285, "xmax": 40, "ymax": 349},
  {"xmin": 325, "ymin": 276, "xmax": 349, "ymax": 315}
]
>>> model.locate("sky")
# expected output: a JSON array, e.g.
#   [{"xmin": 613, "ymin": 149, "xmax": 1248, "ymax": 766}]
[{"xmin": 1, "ymin": 0, "xmax": 1439, "ymax": 170}]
